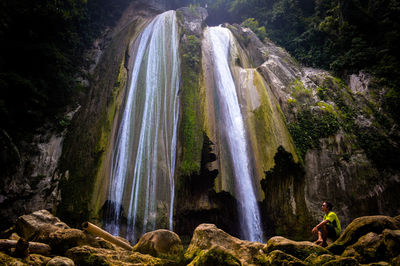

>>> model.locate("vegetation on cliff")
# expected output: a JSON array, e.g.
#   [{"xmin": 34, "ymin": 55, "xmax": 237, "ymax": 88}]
[{"xmin": 172, "ymin": 0, "xmax": 400, "ymax": 125}]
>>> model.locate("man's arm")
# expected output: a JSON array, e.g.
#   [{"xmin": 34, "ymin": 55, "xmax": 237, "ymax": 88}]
[{"xmin": 312, "ymin": 219, "xmax": 329, "ymax": 234}]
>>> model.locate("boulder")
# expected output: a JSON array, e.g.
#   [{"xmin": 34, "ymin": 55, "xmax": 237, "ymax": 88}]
[
  {"xmin": 263, "ymin": 250, "xmax": 305, "ymax": 265},
  {"xmin": 46, "ymin": 256, "xmax": 75, "ymax": 266},
  {"xmin": 185, "ymin": 224, "xmax": 265, "ymax": 265},
  {"xmin": 187, "ymin": 246, "xmax": 241, "ymax": 266},
  {"xmin": 304, "ymin": 253, "xmax": 338, "ymax": 265},
  {"xmin": 26, "ymin": 254, "xmax": 52, "ymax": 265},
  {"xmin": 382, "ymin": 229, "xmax": 400, "ymax": 258},
  {"xmin": 65, "ymin": 245, "xmax": 169, "ymax": 265},
  {"xmin": 342, "ymin": 232, "xmax": 385, "ymax": 263},
  {"xmin": 132, "ymin": 229, "xmax": 184, "ymax": 261},
  {"xmin": 264, "ymin": 236, "xmax": 329, "ymax": 260},
  {"xmin": 15, "ymin": 210, "xmax": 69, "ymax": 240},
  {"xmin": 321, "ymin": 256, "xmax": 359, "ymax": 266},
  {"xmin": 328, "ymin": 215, "xmax": 400, "ymax": 255},
  {"xmin": 48, "ymin": 229, "xmax": 93, "ymax": 255},
  {"xmin": 0, "ymin": 251, "xmax": 26, "ymax": 265}
]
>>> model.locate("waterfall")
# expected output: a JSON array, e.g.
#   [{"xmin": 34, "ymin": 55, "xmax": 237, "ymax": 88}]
[
  {"xmin": 205, "ymin": 26, "xmax": 264, "ymax": 242},
  {"xmin": 105, "ymin": 10, "xmax": 180, "ymax": 241}
]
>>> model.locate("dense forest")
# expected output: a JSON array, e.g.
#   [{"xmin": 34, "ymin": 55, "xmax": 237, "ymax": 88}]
[{"xmin": 1, "ymin": 0, "xmax": 399, "ymax": 167}]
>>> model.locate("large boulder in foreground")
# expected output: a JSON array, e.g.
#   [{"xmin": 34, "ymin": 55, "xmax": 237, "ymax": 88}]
[
  {"xmin": 265, "ymin": 236, "xmax": 329, "ymax": 260},
  {"xmin": 15, "ymin": 210, "xmax": 69, "ymax": 240},
  {"xmin": 132, "ymin": 229, "xmax": 184, "ymax": 262},
  {"xmin": 187, "ymin": 246, "xmax": 241, "ymax": 266},
  {"xmin": 65, "ymin": 245, "xmax": 170, "ymax": 265},
  {"xmin": 185, "ymin": 224, "xmax": 265, "ymax": 265},
  {"xmin": 328, "ymin": 215, "xmax": 400, "ymax": 255}
]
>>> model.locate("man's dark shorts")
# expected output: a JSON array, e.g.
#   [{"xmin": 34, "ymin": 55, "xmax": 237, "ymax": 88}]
[{"xmin": 319, "ymin": 224, "xmax": 338, "ymax": 240}]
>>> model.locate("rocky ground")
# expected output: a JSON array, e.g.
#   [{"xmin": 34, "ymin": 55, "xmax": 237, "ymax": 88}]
[{"xmin": 0, "ymin": 210, "xmax": 399, "ymax": 265}]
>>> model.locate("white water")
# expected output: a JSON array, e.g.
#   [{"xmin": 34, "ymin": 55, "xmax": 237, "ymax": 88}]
[
  {"xmin": 105, "ymin": 10, "xmax": 180, "ymax": 241},
  {"xmin": 206, "ymin": 26, "xmax": 264, "ymax": 242}
]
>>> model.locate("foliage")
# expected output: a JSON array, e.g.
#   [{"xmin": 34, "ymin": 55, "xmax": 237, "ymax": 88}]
[
  {"xmin": 288, "ymin": 108, "xmax": 339, "ymax": 159},
  {"xmin": 0, "ymin": 0, "xmax": 130, "ymax": 145},
  {"xmin": 241, "ymin": 18, "xmax": 266, "ymax": 41}
]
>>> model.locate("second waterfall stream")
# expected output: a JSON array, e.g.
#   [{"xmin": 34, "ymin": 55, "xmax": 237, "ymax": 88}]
[{"xmin": 204, "ymin": 26, "xmax": 264, "ymax": 242}]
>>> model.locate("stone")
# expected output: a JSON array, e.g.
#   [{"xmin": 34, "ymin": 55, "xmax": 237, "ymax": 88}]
[
  {"xmin": 383, "ymin": 229, "xmax": 400, "ymax": 258},
  {"xmin": 176, "ymin": 7, "xmax": 208, "ymax": 36},
  {"xmin": 26, "ymin": 254, "xmax": 52, "ymax": 265},
  {"xmin": 15, "ymin": 210, "xmax": 69, "ymax": 240},
  {"xmin": 187, "ymin": 246, "xmax": 241, "ymax": 266},
  {"xmin": 342, "ymin": 232, "xmax": 385, "ymax": 263},
  {"xmin": 185, "ymin": 224, "xmax": 265, "ymax": 265},
  {"xmin": 263, "ymin": 250, "xmax": 305, "ymax": 265},
  {"xmin": 321, "ymin": 256, "xmax": 359, "ymax": 266},
  {"xmin": 304, "ymin": 253, "xmax": 338, "ymax": 265},
  {"xmin": 328, "ymin": 215, "xmax": 400, "ymax": 255},
  {"xmin": 46, "ymin": 256, "xmax": 75, "ymax": 266},
  {"xmin": 65, "ymin": 245, "xmax": 169, "ymax": 265},
  {"xmin": 132, "ymin": 229, "xmax": 184, "ymax": 261},
  {"xmin": 264, "ymin": 236, "xmax": 329, "ymax": 260},
  {"xmin": 0, "ymin": 251, "xmax": 26, "ymax": 265},
  {"xmin": 48, "ymin": 229, "xmax": 92, "ymax": 255}
]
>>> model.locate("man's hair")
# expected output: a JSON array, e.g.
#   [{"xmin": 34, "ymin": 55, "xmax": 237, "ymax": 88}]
[{"xmin": 324, "ymin": 201, "xmax": 333, "ymax": 210}]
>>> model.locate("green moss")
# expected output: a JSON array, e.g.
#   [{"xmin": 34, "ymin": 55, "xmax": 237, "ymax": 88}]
[
  {"xmin": 179, "ymin": 34, "xmax": 203, "ymax": 175},
  {"xmin": 188, "ymin": 247, "xmax": 241, "ymax": 266},
  {"xmin": 291, "ymin": 79, "xmax": 312, "ymax": 101},
  {"xmin": 288, "ymin": 108, "xmax": 340, "ymax": 159}
]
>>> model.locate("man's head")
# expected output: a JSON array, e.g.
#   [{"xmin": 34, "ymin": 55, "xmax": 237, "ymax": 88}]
[{"xmin": 322, "ymin": 201, "xmax": 333, "ymax": 213}]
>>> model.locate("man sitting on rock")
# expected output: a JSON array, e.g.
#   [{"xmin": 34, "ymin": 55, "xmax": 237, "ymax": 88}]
[{"xmin": 312, "ymin": 201, "xmax": 341, "ymax": 247}]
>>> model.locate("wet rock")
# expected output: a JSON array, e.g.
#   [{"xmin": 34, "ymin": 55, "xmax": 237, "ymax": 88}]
[
  {"xmin": 264, "ymin": 236, "xmax": 329, "ymax": 260},
  {"xmin": 328, "ymin": 215, "xmax": 400, "ymax": 255},
  {"xmin": 65, "ymin": 245, "xmax": 169, "ymax": 265},
  {"xmin": 176, "ymin": 7, "xmax": 207, "ymax": 36},
  {"xmin": 342, "ymin": 232, "xmax": 385, "ymax": 263},
  {"xmin": 15, "ymin": 210, "xmax": 69, "ymax": 240},
  {"xmin": 48, "ymin": 229, "xmax": 93, "ymax": 255},
  {"xmin": 132, "ymin": 229, "xmax": 184, "ymax": 262},
  {"xmin": 185, "ymin": 224, "xmax": 265, "ymax": 265},
  {"xmin": 321, "ymin": 256, "xmax": 359, "ymax": 265},
  {"xmin": 382, "ymin": 229, "xmax": 400, "ymax": 258},
  {"xmin": 187, "ymin": 246, "xmax": 241, "ymax": 266},
  {"xmin": 0, "ymin": 251, "xmax": 26, "ymax": 265},
  {"xmin": 46, "ymin": 256, "xmax": 75, "ymax": 266},
  {"xmin": 27, "ymin": 254, "xmax": 52, "ymax": 265},
  {"xmin": 263, "ymin": 250, "xmax": 305, "ymax": 265},
  {"xmin": 304, "ymin": 253, "xmax": 338, "ymax": 265}
]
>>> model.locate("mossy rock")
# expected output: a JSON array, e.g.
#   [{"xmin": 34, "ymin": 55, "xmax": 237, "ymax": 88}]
[
  {"xmin": 264, "ymin": 236, "xmax": 329, "ymax": 260},
  {"xmin": 0, "ymin": 252, "xmax": 26, "ymax": 265},
  {"xmin": 185, "ymin": 224, "xmax": 264, "ymax": 265},
  {"xmin": 383, "ymin": 229, "xmax": 400, "ymax": 258},
  {"xmin": 48, "ymin": 228, "xmax": 92, "ymax": 255},
  {"xmin": 341, "ymin": 232, "xmax": 386, "ymax": 263},
  {"xmin": 187, "ymin": 246, "xmax": 241, "ymax": 266},
  {"xmin": 328, "ymin": 215, "xmax": 400, "ymax": 255},
  {"xmin": 132, "ymin": 229, "xmax": 184, "ymax": 262},
  {"xmin": 263, "ymin": 250, "xmax": 305, "ymax": 265},
  {"xmin": 304, "ymin": 253, "xmax": 338, "ymax": 265},
  {"xmin": 321, "ymin": 256, "xmax": 359, "ymax": 266},
  {"xmin": 65, "ymin": 245, "xmax": 170, "ymax": 265}
]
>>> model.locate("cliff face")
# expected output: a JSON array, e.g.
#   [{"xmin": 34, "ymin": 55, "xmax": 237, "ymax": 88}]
[{"xmin": 4, "ymin": 3, "xmax": 398, "ymax": 241}]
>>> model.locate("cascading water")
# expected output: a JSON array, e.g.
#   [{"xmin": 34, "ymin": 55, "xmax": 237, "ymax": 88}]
[
  {"xmin": 105, "ymin": 10, "xmax": 180, "ymax": 241},
  {"xmin": 205, "ymin": 26, "xmax": 264, "ymax": 242}
]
